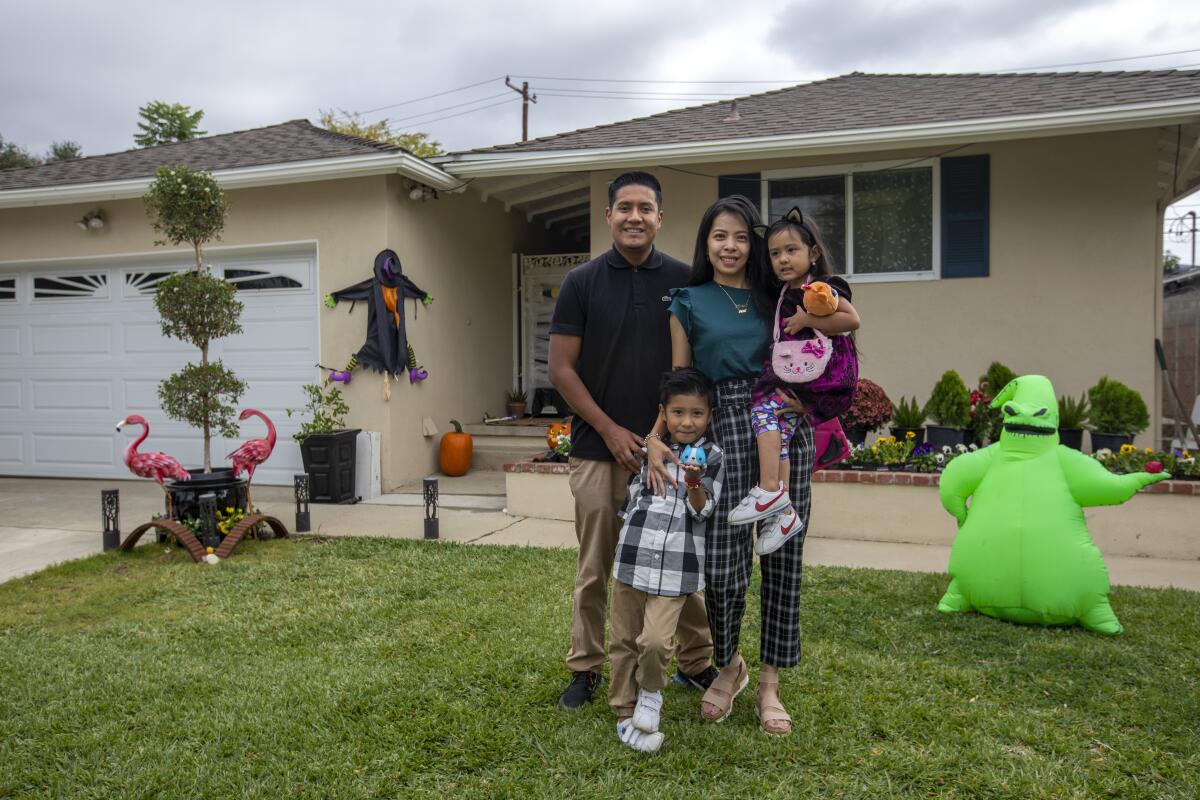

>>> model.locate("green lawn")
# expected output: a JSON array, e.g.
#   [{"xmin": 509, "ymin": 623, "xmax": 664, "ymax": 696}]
[{"xmin": 1, "ymin": 538, "xmax": 1197, "ymax": 799}]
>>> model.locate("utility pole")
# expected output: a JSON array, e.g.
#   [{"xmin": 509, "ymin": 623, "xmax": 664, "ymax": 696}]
[
  {"xmin": 1185, "ymin": 211, "xmax": 1197, "ymax": 268},
  {"xmin": 505, "ymin": 76, "xmax": 537, "ymax": 142}
]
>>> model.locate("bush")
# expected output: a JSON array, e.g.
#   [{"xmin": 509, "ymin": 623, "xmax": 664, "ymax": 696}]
[
  {"xmin": 891, "ymin": 396, "xmax": 925, "ymax": 429},
  {"xmin": 1087, "ymin": 377, "xmax": 1150, "ymax": 436},
  {"xmin": 841, "ymin": 378, "xmax": 892, "ymax": 430},
  {"xmin": 971, "ymin": 361, "xmax": 1017, "ymax": 444},
  {"xmin": 924, "ymin": 371, "xmax": 971, "ymax": 428},
  {"xmin": 1057, "ymin": 393, "xmax": 1090, "ymax": 430},
  {"xmin": 288, "ymin": 382, "xmax": 350, "ymax": 444}
]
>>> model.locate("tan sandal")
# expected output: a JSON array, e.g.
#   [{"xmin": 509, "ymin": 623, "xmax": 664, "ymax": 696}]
[
  {"xmin": 755, "ymin": 672, "xmax": 792, "ymax": 735},
  {"xmin": 700, "ymin": 657, "xmax": 748, "ymax": 723}
]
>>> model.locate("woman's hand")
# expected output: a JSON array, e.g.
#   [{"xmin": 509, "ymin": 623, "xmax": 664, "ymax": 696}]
[{"xmin": 645, "ymin": 436, "xmax": 679, "ymax": 495}]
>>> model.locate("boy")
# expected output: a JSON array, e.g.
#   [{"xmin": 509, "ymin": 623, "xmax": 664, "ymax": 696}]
[{"xmin": 609, "ymin": 368, "xmax": 724, "ymax": 753}]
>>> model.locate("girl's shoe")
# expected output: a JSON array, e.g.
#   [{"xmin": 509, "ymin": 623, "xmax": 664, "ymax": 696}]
[
  {"xmin": 631, "ymin": 688, "xmax": 663, "ymax": 733},
  {"xmin": 754, "ymin": 507, "xmax": 805, "ymax": 556},
  {"xmin": 728, "ymin": 485, "xmax": 792, "ymax": 525},
  {"xmin": 700, "ymin": 656, "xmax": 749, "ymax": 723},
  {"xmin": 617, "ymin": 719, "xmax": 664, "ymax": 753},
  {"xmin": 756, "ymin": 672, "xmax": 793, "ymax": 736}
]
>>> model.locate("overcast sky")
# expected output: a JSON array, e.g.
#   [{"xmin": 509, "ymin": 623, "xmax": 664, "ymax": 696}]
[{"xmin": 2, "ymin": 0, "xmax": 1199, "ymax": 260}]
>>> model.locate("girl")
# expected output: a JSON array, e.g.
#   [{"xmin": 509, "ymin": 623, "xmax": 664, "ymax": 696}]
[
  {"xmin": 726, "ymin": 208, "xmax": 861, "ymax": 556},
  {"xmin": 645, "ymin": 195, "xmax": 807, "ymax": 735}
]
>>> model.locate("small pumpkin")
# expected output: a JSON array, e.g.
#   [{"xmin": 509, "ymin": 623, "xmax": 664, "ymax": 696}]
[
  {"xmin": 440, "ymin": 419, "xmax": 473, "ymax": 477},
  {"xmin": 546, "ymin": 421, "xmax": 571, "ymax": 451}
]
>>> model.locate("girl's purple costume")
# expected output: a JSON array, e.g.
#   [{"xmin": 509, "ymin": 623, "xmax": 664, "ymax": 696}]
[{"xmin": 750, "ymin": 277, "xmax": 858, "ymax": 455}]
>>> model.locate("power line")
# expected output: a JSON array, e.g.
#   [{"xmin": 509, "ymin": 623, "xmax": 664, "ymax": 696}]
[
  {"xmin": 513, "ymin": 73, "xmax": 810, "ymax": 85},
  {"xmin": 408, "ymin": 98, "xmax": 518, "ymax": 126},
  {"xmin": 536, "ymin": 92, "xmax": 724, "ymax": 102},
  {"xmin": 386, "ymin": 92, "xmax": 511, "ymax": 125},
  {"xmin": 992, "ymin": 47, "xmax": 1200, "ymax": 72},
  {"xmin": 532, "ymin": 85, "xmax": 744, "ymax": 97},
  {"xmin": 344, "ymin": 76, "xmax": 505, "ymax": 119}
]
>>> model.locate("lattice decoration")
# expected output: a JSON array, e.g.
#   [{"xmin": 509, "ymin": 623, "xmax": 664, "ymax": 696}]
[
  {"xmin": 32, "ymin": 273, "xmax": 108, "ymax": 300},
  {"xmin": 0, "ymin": 277, "xmax": 15, "ymax": 302},
  {"xmin": 224, "ymin": 268, "xmax": 303, "ymax": 291},
  {"xmin": 520, "ymin": 253, "xmax": 589, "ymax": 273},
  {"xmin": 124, "ymin": 270, "xmax": 178, "ymax": 297}
]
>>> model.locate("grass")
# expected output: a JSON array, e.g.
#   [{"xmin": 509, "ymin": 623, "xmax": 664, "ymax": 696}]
[{"xmin": 1, "ymin": 538, "xmax": 1198, "ymax": 799}]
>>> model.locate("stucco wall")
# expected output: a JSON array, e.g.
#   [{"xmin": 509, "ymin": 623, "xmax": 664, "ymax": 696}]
[{"xmin": 588, "ymin": 129, "xmax": 1162, "ymax": 445}]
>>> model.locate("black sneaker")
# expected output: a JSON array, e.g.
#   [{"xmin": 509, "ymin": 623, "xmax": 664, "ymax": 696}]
[
  {"xmin": 557, "ymin": 671, "xmax": 602, "ymax": 710},
  {"xmin": 672, "ymin": 665, "xmax": 719, "ymax": 691}
]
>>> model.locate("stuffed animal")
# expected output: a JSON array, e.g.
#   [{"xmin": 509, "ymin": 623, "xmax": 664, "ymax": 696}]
[
  {"xmin": 546, "ymin": 421, "xmax": 571, "ymax": 454},
  {"xmin": 802, "ymin": 282, "xmax": 839, "ymax": 316},
  {"xmin": 680, "ymin": 445, "xmax": 707, "ymax": 468}
]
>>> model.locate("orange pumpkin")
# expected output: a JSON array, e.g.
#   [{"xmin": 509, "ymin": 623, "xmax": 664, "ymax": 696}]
[
  {"xmin": 546, "ymin": 421, "xmax": 571, "ymax": 450},
  {"xmin": 440, "ymin": 419, "xmax": 473, "ymax": 476}
]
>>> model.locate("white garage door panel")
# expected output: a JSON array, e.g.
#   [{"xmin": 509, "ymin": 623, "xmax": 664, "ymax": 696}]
[{"xmin": 0, "ymin": 249, "xmax": 319, "ymax": 485}]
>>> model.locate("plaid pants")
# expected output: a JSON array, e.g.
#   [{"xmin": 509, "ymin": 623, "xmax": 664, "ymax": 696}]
[{"xmin": 707, "ymin": 377, "xmax": 812, "ymax": 669}]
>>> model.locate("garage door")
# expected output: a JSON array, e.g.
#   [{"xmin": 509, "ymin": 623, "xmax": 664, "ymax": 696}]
[{"xmin": 0, "ymin": 246, "xmax": 319, "ymax": 485}]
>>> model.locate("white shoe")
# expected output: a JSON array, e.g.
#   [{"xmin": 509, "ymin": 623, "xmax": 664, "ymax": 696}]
[
  {"xmin": 617, "ymin": 719, "xmax": 664, "ymax": 753},
  {"xmin": 755, "ymin": 507, "xmax": 805, "ymax": 556},
  {"xmin": 631, "ymin": 688, "xmax": 662, "ymax": 733},
  {"xmin": 728, "ymin": 485, "xmax": 793, "ymax": 525}
]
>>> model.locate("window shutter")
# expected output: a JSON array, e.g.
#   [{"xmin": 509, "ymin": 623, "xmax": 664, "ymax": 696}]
[
  {"xmin": 940, "ymin": 155, "xmax": 989, "ymax": 278},
  {"xmin": 718, "ymin": 173, "xmax": 761, "ymax": 213}
]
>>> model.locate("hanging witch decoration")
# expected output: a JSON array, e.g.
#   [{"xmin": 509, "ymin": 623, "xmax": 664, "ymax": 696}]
[{"xmin": 325, "ymin": 249, "xmax": 432, "ymax": 399}]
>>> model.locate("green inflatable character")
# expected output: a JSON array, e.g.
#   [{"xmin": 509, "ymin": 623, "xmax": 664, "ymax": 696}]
[{"xmin": 937, "ymin": 375, "xmax": 1168, "ymax": 634}]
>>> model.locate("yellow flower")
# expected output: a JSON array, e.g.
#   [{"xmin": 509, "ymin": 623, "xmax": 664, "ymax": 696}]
[
  {"xmin": 888, "ymin": 436, "xmax": 897, "ymax": 444},
  {"xmin": 905, "ymin": 431, "xmax": 915, "ymax": 439},
  {"xmin": 875, "ymin": 437, "xmax": 886, "ymax": 445},
  {"xmin": 870, "ymin": 446, "xmax": 878, "ymax": 453},
  {"xmin": 1144, "ymin": 448, "xmax": 1153, "ymax": 455},
  {"xmin": 1120, "ymin": 444, "xmax": 1135, "ymax": 455},
  {"xmin": 226, "ymin": 506, "xmax": 234, "ymax": 514}
]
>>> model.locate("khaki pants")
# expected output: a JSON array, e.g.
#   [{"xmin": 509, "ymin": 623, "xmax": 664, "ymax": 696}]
[
  {"xmin": 565, "ymin": 457, "xmax": 712, "ymax": 674},
  {"xmin": 608, "ymin": 580, "xmax": 688, "ymax": 716}
]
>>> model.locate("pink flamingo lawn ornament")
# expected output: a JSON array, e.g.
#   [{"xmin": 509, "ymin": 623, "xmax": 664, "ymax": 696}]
[
  {"xmin": 226, "ymin": 408, "xmax": 276, "ymax": 511},
  {"xmin": 116, "ymin": 414, "xmax": 190, "ymax": 517}
]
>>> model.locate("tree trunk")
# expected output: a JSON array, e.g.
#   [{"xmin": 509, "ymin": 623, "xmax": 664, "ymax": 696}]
[
  {"xmin": 201, "ymin": 340, "xmax": 211, "ymax": 472},
  {"xmin": 194, "ymin": 242, "xmax": 203, "ymax": 273}
]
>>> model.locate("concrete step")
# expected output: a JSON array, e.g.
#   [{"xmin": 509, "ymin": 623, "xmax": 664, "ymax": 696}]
[{"xmin": 473, "ymin": 438, "xmax": 548, "ymax": 470}]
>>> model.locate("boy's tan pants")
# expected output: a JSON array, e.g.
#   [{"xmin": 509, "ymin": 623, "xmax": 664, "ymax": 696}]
[
  {"xmin": 608, "ymin": 580, "xmax": 688, "ymax": 716},
  {"xmin": 565, "ymin": 457, "xmax": 712, "ymax": 675}
]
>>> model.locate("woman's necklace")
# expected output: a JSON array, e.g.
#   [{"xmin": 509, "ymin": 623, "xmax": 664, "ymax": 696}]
[{"xmin": 715, "ymin": 282, "xmax": 749, "ymax": 315}]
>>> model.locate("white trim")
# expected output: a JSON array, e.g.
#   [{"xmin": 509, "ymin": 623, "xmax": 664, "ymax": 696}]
[
  {"xmin": 0, "ymin": 153, "xmax": 459, "ymax": 209},
  {"xmin": 0, "ymin": 238, "xmax": 321, "ymax": 272},
  {"xmin": 764, "ymin": 157, "xmax": 941, "ymax": 281},
  {"xmin": 439, "ymin": 97, "xmax": 1200, "ymax": 177}
]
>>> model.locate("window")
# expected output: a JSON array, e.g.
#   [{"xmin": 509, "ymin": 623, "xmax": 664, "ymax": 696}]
[
  {"xmin": 32, "ymin": 272, "xmax": 109, "ymax": 300},
  {"xmin": 222, "ymin": 268, "xmax": 303, "ymax": 291},
  {"xmin": 766, "ymin": 160, "xmax": 938, "ymax": 279},
  {"xmin": 124, "ymin": 271, "xmax": 177, "ymax": 297},
  {"xmin": 0, "ymin": 277, "xmax": 14, "ymax": 302}
]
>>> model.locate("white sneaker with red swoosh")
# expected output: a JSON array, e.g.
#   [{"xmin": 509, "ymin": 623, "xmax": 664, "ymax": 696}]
[
  {"xmin": 755, "ymin": 507, "xmax": 805, "ymax": 556},
  {"xmin": 728, "ymin": 485, "xmax": 793, "ymax": 525}
]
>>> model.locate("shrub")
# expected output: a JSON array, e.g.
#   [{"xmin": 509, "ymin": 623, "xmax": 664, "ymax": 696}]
[
  {"xmin": 924, "ymin": 370, "xmax": 971, "ymax": 428},
  {"xmin": 1087, "ymin": 377, "xmax": 1150, "ymax": 436},
  {"xmin": 287, "ymin": 382, "xmax": 350, "ymax": 444},
  {"xmin": 891, "ymin": 396, "xmax": 925, "ymax": 429},
  {"xmin": 841, "ymin": 378, "xmax": 892, "ymax": 431},
  {"xmin": 971, "ymin": 361, "xmax": 1017, "ymax": 444},
  {"xmin": 1057, "ymin": 393, "xmax": 1090, "ymax": 430}
]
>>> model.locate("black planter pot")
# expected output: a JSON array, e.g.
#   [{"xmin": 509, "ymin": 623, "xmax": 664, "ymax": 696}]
[
  {"xmin": 1058, "ymin": 428, "xmax": 1084, "ymax": 451},
  {"xmin": 926, "ymin": 425, "xmax": 969, "ymax": 449},
  {"xmin": 1090, "ymin": 431, "xmax": 1133, "ymax": 453},
  {"xmin": 845, "ymin": 427, "xmax": 869, "ymax": 447},
  {"xmin": 162, "ymin": 468, "xmax": 248, "ymax": 544},
  {"xmin": 300, "ymin": 429, "xmax": 360, "ymax": 503},
  {"xmin": 889, "ymin": 427, "xmax": 925, "ymax": 446}
]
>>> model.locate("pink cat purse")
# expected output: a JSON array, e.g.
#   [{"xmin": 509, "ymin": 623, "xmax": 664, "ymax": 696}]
[{"xmin": 771, "ymin": 286, "xmax": 832, "ymax": 384}]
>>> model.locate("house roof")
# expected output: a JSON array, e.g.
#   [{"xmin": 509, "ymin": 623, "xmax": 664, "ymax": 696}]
[
  {"xmin": 458, "ymin": 70, "xmax": 1200, "ymax": 156},
  {"xmin": 0, "ymin": 119, "xmax": 410, "ymax": 191}
]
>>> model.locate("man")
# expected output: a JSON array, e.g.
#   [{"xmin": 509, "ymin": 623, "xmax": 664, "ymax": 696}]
[{"xmin": 549, "ymin": 171, "xmax": 716, "ymax": 710}]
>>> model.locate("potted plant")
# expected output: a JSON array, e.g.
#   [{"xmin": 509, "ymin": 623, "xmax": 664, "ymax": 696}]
[
  {"xmin": 890, "ymin": 395, "xmax": 926, "ymax": 445},
  {"xmin": 969, "ymin": 361, "xmax": 1017, "ymax": 446},
  {"xmin": 1087, "ymin": 376, "xmax": 1150, "ymax": 453},
  {"xmin": 289, "ymin": 381, "xmax": 359, "ymax": 503},
  {"xmin": 1057, "ymin": 392, "xmax": 1090, "ymax": 451},
  {"xmin": 143, "ymin": 165, "xmax": 247, "ymax": 521},
  {"xmin": 440, "ymin": 419, "xmax": 473, "ymax": 477},
  {"xmin": 840, "ymin": 378, "xmax": 892, "ymax": 446},
  {"xmin": 924, "ymin": 370, "xmax": 972, "ymax": 448},
  {"xmin": 506, "ymin": 388, "xmax": 528, "ymax": 417}
]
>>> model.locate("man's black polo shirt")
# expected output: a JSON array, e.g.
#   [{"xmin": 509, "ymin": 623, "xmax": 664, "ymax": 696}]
[{"xmin": 549, "ymin": 246, "xmax": 691, "ymax": 461}]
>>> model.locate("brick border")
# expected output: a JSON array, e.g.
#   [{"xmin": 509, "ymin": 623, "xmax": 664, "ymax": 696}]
[{"xmin": 503, "ymin": 461, "xmax": 1198, "ymax": 495}]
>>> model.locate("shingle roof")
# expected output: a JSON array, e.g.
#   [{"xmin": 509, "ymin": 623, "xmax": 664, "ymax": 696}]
[
  {"xmin": 0, "ymin": 119, "xmax": 403, "ymax": 190},
  {"xmin": 461, "ymin": 70, "xmax": 1200, "ymax": 155}
]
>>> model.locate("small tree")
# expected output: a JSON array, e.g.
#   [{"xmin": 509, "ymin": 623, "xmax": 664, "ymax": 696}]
[
  {"xmin": 143, "ymin": 166, "xmax": 244, "ymax": 472},
  {"xmin": 135, "ymin": 101, "xmax": 207, "ymax": 147},
  {"xmin": 925, "ymin": 370, "xmax": 972, "ymax": 428},
  {"xmin": 0, "ymin": 133, "xmax": 40, "ymax": 168},
  {"xmin": 318, "ymin": 109, "xmax": 443, "ymax": 158},
  {"xmin": 46, "ymin": 140, "xmax": 82, "ymax": 162}
]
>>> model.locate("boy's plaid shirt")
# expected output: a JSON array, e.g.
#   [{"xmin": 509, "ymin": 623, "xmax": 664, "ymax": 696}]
[{"xmin": 613, "ymin": 437, "xmax": 724, "ymax": 597}]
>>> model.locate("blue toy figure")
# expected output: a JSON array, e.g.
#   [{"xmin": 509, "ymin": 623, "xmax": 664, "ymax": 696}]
[{"xmin": 680, "ymin": 445, "xmax": 707, "ymax": 469}]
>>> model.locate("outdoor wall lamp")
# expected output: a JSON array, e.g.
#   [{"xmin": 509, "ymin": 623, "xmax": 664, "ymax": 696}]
[{"xmin": 76, "ymin": 209, "xmax": 106, "ymax": 230}]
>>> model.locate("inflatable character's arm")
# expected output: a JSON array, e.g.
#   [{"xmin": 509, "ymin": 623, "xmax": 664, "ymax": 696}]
[
  {"xmin": 938, "ymin": 447, "xmax": 995, "ymax": 526},
  {"xmin": 1059, "ymin": 447, "xmax": 1169, "ymax": 507}
]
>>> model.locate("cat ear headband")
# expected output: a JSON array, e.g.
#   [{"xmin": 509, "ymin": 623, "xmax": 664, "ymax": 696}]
[{"xmin": 751, "ymin": 206, "xmax": 808, "ymax": 238}]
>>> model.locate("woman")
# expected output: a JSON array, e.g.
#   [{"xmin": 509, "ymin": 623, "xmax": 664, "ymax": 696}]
[{"xmin": 647, "ymin": 195, "xmax": 857, "ymax": 735}]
